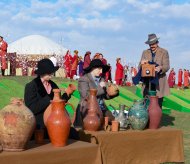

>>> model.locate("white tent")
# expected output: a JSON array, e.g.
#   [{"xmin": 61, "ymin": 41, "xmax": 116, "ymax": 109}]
[
  {"xmin": 7, "ymin": 35, "xmax": 68, "ymax": 77},
  {"xmin": 8, "ymin": 34, "xmax": 68, "ymax": 55}
]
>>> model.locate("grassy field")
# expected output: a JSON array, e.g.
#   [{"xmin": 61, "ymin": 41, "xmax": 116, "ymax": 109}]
[{"xmin": 0, "ymin": 76, "xmax": 190, "ymax": 163}]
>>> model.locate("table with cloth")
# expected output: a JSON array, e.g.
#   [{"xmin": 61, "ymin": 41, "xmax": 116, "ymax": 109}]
[
  {"xmin": 78, "ymin": 127, "xmax": 184, "ymax": 164},
  {"xmin": 0, "ymin": 139, "xmax": 102, "ymax": 164}
]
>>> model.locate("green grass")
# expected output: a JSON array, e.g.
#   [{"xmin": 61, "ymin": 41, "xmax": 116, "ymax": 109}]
[{"xmin": 0, "ymin": 76, "xmax": 190, "ymax": 163}]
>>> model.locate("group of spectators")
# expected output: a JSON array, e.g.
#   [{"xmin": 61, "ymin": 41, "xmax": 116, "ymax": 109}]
[
  {"xmin": 63, "ymin": 49, "xmax": 138, "ymax": 86},
  {"xmin": 168, "ymin": 68, "xmax": 190, "ymax": 89}
]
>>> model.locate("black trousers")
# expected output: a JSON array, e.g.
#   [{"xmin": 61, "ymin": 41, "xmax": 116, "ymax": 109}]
[
  {"xmin": 143, "ymin": 79, "xmax": 163, "ymax": 109},
  {"xmin": 1, "ymin": 69, "xmax": 5, "ymax": 76}
]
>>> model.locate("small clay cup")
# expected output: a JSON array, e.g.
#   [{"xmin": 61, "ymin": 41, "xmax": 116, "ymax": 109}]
[
  {"xmin": 104, "ymin": 117, "xmax": 109, "ymax": 126},
  {"xmin": 111, "ymin": 120, "xmax": 119, "ymax": 132}
]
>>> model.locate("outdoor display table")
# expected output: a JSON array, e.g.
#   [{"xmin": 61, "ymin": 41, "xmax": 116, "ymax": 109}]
[
  {"xmin": 78, "ymin": 127, "xmax": 184, "ymax": 164},
  {"xmin": 0, "ymin": 139, "xmax": 102, "ymax": 164}
]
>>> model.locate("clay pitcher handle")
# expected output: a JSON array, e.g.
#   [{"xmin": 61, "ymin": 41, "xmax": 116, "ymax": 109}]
[{"xmin": 60, "ymin": 84, "xmax": 76, "ymax": 96}]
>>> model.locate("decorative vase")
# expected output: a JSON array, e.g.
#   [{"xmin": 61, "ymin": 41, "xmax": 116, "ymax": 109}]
[
  {"xmin": 115, "ymin": 104, "xmax": 128, "ymax": 129},
  {"xmin": 0, "ymin": 98, "xmax": 36, "ymax": 151},
  {"xmin": 148, "ymin": 96, "xmax": 162, "ymax": 129},
  {"xmin": 83, "ymin": 89, "xmax": 101, "ymax": 131},
  {"xmin": 128, "ymin": 101, "xmax": 148, "ymax": 130},
  {"xmin": 46, "ymin": 89, "xmax": 71, "ymax": 147}
]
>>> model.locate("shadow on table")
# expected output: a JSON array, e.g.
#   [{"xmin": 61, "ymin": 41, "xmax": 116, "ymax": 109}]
[{"xmin": 160, "ymin": 113, "xmax": 175, "ymax": 127}]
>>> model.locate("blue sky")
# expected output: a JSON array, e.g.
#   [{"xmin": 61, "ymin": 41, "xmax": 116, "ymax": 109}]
[{"xmin": 1, "ymin": 0, "xmax": 190, "ymax": 73}]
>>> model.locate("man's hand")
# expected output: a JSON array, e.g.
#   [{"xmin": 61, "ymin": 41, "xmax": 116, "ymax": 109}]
[
  {"xmin": 141, "ymin": 60, "xmax": 148, "ymax": 65},
  {"xmin": 155, "ymin": 66, "xmax": 162, "ymax": 72}
]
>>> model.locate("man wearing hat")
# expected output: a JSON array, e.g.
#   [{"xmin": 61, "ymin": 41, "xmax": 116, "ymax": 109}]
[
  {"xmin": 139, "ymin": 33, "xmax": 170, "ymax": 108},
  {"xmin": 24, "ymin": 58, "xmax": 78, "ymax": 139},
  {"xmin": 73, "ymin": 59, "xmax": 119, "ymax": 127}
]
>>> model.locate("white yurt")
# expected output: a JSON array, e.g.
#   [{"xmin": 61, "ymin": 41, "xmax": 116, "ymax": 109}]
[{"xmin": 7, "ymin": 35, "xmax": 68, "ymax": 77}]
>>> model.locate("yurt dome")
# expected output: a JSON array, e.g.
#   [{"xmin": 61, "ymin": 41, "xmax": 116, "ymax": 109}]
[{"xmin": 7, "ymin": 34, "xmax": 68, "ymax": 55}]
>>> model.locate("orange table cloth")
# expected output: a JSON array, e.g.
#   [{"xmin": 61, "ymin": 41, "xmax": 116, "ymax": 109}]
[
  {"xmin": 79, "ymin": 127, "xmax": 184, "ymax": 164},
  {"xmin": 0, "ymin": 139, "xmax": 102, "ymax": 164}
]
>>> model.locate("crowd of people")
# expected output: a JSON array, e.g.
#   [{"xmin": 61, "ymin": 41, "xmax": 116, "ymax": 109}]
[
  {"xmin": 168, "ymin": 68, "xmax": 190, "ymax": 89},
  {"xmin": 62, "ymin": 50, "xmax": 138, "ymax": 86}
]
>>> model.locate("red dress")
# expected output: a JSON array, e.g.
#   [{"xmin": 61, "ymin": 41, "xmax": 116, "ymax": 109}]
[
  {"xmin": 115, "ymin": 63, "xmax": 124, "ymax": 85},
  {"xmin": 168, "ymin": 70, "xmax": 175, "ymax": 88},
  {"xmin": 64, "ymin": 51, "xmax": 72, "ymax": 78},
  {"xmin": 0, "ymin": 40, "xmax": 8, "ymax": 70},
  {"xmin": 184, "ymin": 70, "xmax": 189, "ymax": 87},
  {"xmin": 178, "ymin": 70, "xmax": 183, "ymax": 87},
  {"xmin": 70, "ymin": 55, "xmax": 78, "ymax": 79}
]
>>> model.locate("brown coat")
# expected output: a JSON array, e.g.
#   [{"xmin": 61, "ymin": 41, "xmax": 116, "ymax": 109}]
[{"xmin": 139, "ymin": 47, "xmax": 170, "ymax": 98}]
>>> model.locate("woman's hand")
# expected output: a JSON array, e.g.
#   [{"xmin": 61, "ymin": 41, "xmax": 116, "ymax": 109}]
[{"xmin": 99, "ymin": 81, "xmax": 106, "ymax": 88}]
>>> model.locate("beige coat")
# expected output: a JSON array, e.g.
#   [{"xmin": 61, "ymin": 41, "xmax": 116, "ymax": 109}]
[{"xmin": 139, "ymin": 46, "xmax": 170, "ymax": 98}]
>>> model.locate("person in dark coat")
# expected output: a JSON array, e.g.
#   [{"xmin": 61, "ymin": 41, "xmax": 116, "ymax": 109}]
[{"xmin": 24, "ymin": 58, "xmax": 78, "ymax": 139}]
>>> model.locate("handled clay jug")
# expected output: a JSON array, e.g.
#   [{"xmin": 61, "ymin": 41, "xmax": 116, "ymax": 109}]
[
  {"xmin": 0, "ymin": 98, "xmax": 36, "ymax": 151},
  {"xmin": 43, "ymin": 89, "xmax": 75, "ymax": 126},
  {"xmin": 148, "ymin": 96, "xmax": 162, "ymax": 129},
  {"xmin": 46, "ymin": 89, "xmax": 71, "ymax": 147},
  {"xmin": 83, "ymin": 89, "xmax": 101, "ymax": 131}
]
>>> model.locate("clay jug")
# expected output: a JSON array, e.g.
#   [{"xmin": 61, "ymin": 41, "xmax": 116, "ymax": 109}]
[
  {"xmin": 148, "ymin": 96, "xmax": 162, "ymax": 129},
  {"xmin": 107, "ymin": 82, "xmax": 119, "ymax": 97},
  {"xmin": 83, "ymin": 89, "xmax": 101, "ymax": 131},
  {"xmin": 43, "ymin": 89, "xmax": 61, "ymax": 126},
  {"xmin": 43, "ymin": 89, "xmax": 75, "ymax": 126},
  {"xmin": 0, "ymin": 98, "xmax": 36, "ymax": 151},
  {"xmin": 46, "ymin": 89, "xmax": 71, "ymax": 147},
  {"xmin": 88, "ymin": 88, "xmax": 103, "ymax": 128}
]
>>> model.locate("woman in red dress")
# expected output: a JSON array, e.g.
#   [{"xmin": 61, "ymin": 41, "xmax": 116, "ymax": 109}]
[
  {"xmin": 184, "ymin": 69, "xmax": 189, "ymax": 89},
  {"xmin": 115, "ymin": 58, "xmax": 124, "ymax": 85},
  {"xmin": 168, "ymin": 68, "xmax": 175, "ymax": 88},
  {"xmin": 178, "ymin": 69, "xmax": 183, "ymax": 88},
  {"xmin": 64, "ymin": 50, "xmax": 72, "ymax": 78}
]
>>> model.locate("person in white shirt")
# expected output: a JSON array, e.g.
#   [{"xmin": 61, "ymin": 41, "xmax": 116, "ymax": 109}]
[{"xmin": 49, "ymin": 54, "xmax": 57, "ymax": 66}]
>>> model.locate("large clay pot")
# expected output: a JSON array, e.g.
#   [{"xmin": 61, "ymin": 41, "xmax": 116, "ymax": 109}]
[
  {"xmin": 83, "ymin": 89, "xmax": 101, "ymax": 131},
  {"xmin": 148, "ymin": 96, "xmax": 162, "ymax": 129},
  {"xmin": 0, "ymin": 98, "xmax": 36, "ymax": 151},
  {"xmin": 46, "ymin": 89, "xmax": 71, "ymax": 147}
]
